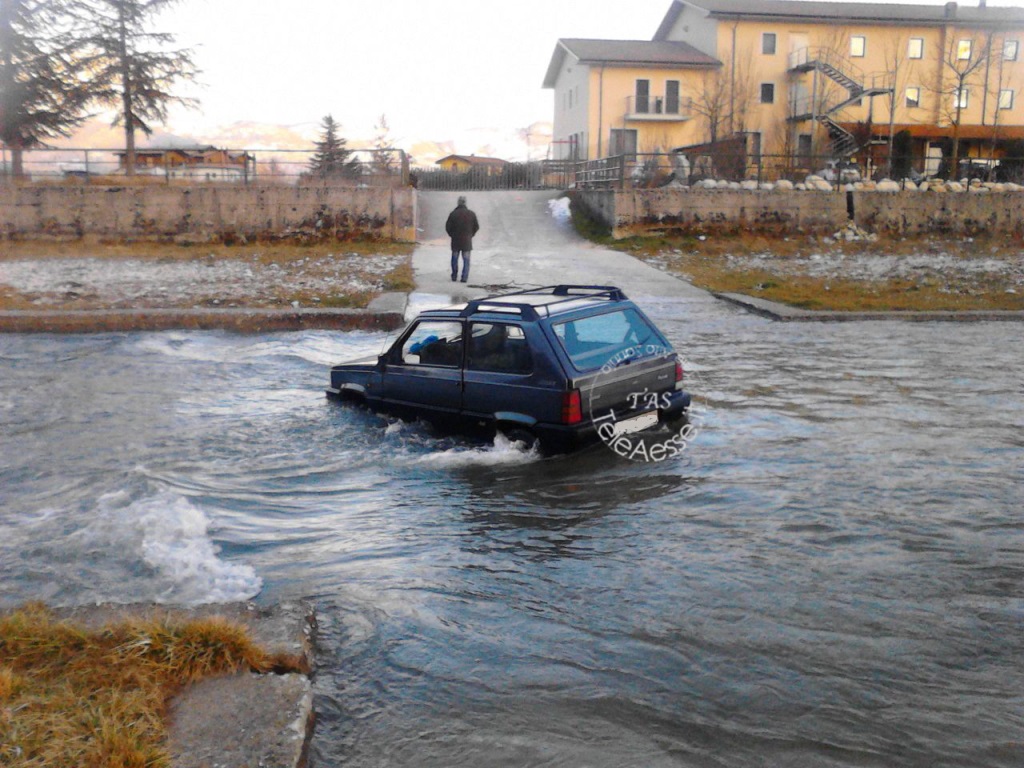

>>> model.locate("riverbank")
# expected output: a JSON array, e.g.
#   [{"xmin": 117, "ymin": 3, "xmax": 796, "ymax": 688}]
[{"xmin": 1, "ymin": 602, "xmax": 315, "ymax": 768}]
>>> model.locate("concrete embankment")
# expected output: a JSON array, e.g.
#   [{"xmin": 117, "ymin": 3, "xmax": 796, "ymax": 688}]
[
  {"xmin": 716, "ymin": 292, "xmax": 1024, "ymax": 321},
  {"xmin": 0, "ymin": 292, "xmax": 408, "ymax": 333}
]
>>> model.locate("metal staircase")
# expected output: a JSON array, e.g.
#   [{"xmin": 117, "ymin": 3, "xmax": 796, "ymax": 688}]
[{"xmin": 787, "ymin": 47, "xmax": 892, "ymax": 160}]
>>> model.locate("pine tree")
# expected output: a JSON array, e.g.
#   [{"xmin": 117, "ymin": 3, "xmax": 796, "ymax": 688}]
[
  {"xmin": 0, "ymin": 0, "xmax": 91, "ymax": 177},
  {"xmin": 309, "ymin": 114, "xmax": 360, "ymax": 180},
  {"xmin": 79, "ymin": 0, "xmax": 198, "ymax": 176}
]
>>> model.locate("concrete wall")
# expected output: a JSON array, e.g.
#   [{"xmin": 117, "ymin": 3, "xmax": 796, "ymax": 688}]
[
  {"xmin": 576, "ymin": 188, "xmax": 1024, "ymax": 239},
  {"xmin": 0, "ymin": 184, "xmax": 417, "ymax": 242}
]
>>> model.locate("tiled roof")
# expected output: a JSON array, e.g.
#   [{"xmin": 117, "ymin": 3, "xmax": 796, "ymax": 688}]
[
  {"xmin": 436, "ymin": 155, "xmax": 508, "ymax": 166},
  {"xmin": 655, "ymin": 0, "xmax": 1024, "ymax": 37},
  {"xmin": 543, "ymin": 39, "xmax": 719, "ymax": 87}
]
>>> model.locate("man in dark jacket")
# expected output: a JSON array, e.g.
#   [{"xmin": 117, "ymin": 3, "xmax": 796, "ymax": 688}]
[{"xmin": 445, "ymin": 196, "xmax": 480, "ymax": 283}]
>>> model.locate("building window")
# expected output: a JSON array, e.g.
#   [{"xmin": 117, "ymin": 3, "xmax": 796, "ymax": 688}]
[
  {"xmin": 905, "ymin": 87, "xmax": 921, "ymax": 108},
  {"xmin": 850, "ymin": 35, "xmax": 866, "ymax": 57},
  {"xmin": 797, "ymin": 134, "xmax": 812, "ymax": 161},
  {"xmin": 610, "ymin": 128, "xmax": 638, "ymax": 160},
  {"xmin": 908, "ymin": 38, "xmax": 923, "ymax": 59},
  {"xmin": 666, "ymin": 80, "xmax": 680, "ymax": 114},
  {"xmin": 1005, "ymin": 40, "xmax": 1019, "ymax": 61},
  {"xmin": 957, "ymin": 39, "xmax": 972, "ymax": 61},
  {"xmin": 999, "ymin": 89, "xmax": 1014, "ymax": 110},
  {"xmin": 762, "ymin": 32, "xmax": 777, "ymax": 55},
  {"xmin": 749, "ymin": 132, "xmax": 762, "ymax": 162},
  {"xmin": 954, "ymin": 88, "xmax": 969, "ymax": 109},
  {"xmin": 635, "ymin": 79, "xmax": 650, "ymax": 113},
  {"xmin": 760, "ymin": 83, "xmax": 775, "ymax": 104}
]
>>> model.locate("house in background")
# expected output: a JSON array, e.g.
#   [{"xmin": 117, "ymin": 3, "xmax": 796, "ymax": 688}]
[
  {"xmin": 435, "ymin": 154, "xmax": 509, "ymax": 175},
  {"xmin": 545, "ymin": 0, "xmax": 1024, "ymax": 176},
  {"xmin": 113, "ymin": 146, "xmax": 255, "ymax": 181}
]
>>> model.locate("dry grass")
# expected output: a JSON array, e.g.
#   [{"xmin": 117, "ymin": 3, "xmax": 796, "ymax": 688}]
[
  {"xmin": 609, "ymin": 232, "xmax": 1024, "ymax": 312},
  {"xmin": 0, "ymin": 602, "xmax": 290, "ymax": 768}
]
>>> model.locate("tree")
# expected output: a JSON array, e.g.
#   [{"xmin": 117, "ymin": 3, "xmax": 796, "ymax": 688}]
[
  {"xmin": 79, "ymin": 0, "xmax": 197, "ymax": 176},
  {"xmin": 0, "ymin": 0, "xmax": 91, "ymax": 177},
  {"xmin": 931, "ymin": 33, "xmax": 992, "ymax": 176},
  {"xmin": 371, "ymin": 112, "xmax": 396, "ymax": 175},
  {"xmin": 309, "ymin": 114, "xmax": 360, "ymax": 180}
]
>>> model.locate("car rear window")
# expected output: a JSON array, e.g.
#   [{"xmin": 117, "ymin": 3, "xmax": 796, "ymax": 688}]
[{"xmin": 553, "ymin": 308, "xmax": 663, "ymax": 370}]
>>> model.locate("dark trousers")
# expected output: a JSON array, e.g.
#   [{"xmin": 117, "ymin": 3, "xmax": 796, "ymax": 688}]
[{"xmin": 451, "ymin": 250, "xmax": 471, "ymax": 281}]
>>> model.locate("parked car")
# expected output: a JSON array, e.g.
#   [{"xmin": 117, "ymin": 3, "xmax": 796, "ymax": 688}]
[
  {"xmin": 958, "ymin": 159, "xmax": 996, "ymax": 181},
  {"xmin": 326, "ymin": 285, "xmax": 692, "ymax": 453}
]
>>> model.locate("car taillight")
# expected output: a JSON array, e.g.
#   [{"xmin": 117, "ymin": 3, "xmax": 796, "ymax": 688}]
[
  {"xmin": 562, "ymin": 389, "xmax": 582, "ymax": 424},
  {"xmin": 675, "ymin": 361, "xmax": 684, "ymax": 383}
]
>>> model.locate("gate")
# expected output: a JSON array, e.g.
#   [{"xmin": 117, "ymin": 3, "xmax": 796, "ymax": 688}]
[{"xmin": 412, "ymin": 159, "xmax": 574, "ymax": 191}]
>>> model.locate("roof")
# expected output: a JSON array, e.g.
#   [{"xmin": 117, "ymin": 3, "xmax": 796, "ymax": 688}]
[
  {"xmin": 435, "ymin": 154, "xmax": 508, "ymax": 167},
  {"xmin": 654, "ymin": 0, "xmax": 1024, "ymax": 37},
  {"xmin": 543, "ymin": 38, "xmax": 720, "ymax": 88}
]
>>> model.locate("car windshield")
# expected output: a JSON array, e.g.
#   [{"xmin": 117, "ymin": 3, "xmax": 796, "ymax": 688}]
[{"xmin": 553, "ymin": 308, "xmax": 664, "ymax": 370}]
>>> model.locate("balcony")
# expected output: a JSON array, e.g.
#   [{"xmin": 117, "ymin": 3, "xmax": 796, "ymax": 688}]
[{"xmin": 625, "ymin": 95, "xmax": 692, "ymax": 122}]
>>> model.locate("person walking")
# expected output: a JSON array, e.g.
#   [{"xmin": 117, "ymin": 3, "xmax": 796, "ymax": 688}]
[{"xmin": 445, "ymin": 195, "xmax": 479, "ymax": 283}]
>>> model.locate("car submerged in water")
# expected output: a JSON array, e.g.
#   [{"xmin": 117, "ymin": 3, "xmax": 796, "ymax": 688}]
[{"xmin": 326, "ymin": 285, "xmax": 691, "ymax": 453}]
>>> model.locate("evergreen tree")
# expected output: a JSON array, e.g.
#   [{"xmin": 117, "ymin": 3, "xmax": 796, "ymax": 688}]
[
  {"xmin": 79, "ymin": 0, "xmax": 197, "ymax": 176},
  {"xmin": 309, "ymin": 114, "xmax": 360, "ymax": 180},
  {"xmin": 0, "ymin": 0, "xmax": 91, "ymax": 177}
]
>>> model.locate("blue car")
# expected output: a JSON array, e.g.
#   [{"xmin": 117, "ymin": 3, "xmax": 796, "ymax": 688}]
[{"xmin": 327, "ymin": 285, "xmax": 691, "ymax": 453}]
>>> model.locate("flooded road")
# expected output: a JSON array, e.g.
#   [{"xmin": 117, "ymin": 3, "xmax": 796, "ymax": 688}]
[{"xmin": 1, "ymin": 193, "xmax": 1022, "ymax": 766}]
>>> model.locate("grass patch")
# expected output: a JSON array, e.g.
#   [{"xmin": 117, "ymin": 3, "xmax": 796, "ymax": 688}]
[
  {"xmin": 0, "ymin": 602, "xmax": 293, "ymax": 768},
  {"xmin": 582, "ymin": 229, "xmax": 1024, "ymax": 312}
]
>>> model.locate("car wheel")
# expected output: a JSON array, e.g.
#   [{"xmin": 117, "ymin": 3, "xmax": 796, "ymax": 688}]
[{"xmin": 500, "ymin": 426, "xmax": 538, "ymax": 451}]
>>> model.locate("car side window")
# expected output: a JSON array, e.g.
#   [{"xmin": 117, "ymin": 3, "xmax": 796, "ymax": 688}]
[
  {"xmin": 467, "ymin": 323, "xmax": 533, "ymax": 375},
  {"xmin": 399, "ymin": 321, "xmax": 463, "ymax": 367}
]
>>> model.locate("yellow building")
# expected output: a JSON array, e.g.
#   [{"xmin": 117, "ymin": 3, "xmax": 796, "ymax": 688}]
[
  {"xmin": 435, "ymin": 155, "xmax": 509, "ymax": 175},
  {"xmin": 545, "ymin": 0, "xmax": 1024, "ymax": 176}
]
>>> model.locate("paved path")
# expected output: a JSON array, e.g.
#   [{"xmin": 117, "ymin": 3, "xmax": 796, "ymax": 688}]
[{"xmin": 410, "ymin": 190, "xmax": 713, "ymax": 316}]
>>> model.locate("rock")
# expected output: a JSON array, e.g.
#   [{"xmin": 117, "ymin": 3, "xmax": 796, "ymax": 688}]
[
  {"xmin": 809, "ymin": 178, "xmax": 834, "ymax": 192},
  {"xmin": 876, "ymin": 180, "xmax": 901, "ymax": 192},
  {"xmin": 947, "ymin": 181, "xmax": 965, "ymax": 192},
  {"xmin": 775, "ymin": 179, "xmax": 794, "ymax": 191}
]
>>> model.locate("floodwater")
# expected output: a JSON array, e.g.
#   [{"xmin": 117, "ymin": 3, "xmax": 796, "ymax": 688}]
[{"xmin": 2, "ymin": 292, "xmax": 1021, "ymax": 767}]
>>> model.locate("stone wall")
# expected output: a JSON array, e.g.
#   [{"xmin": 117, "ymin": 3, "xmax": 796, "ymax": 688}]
[
  {"xmin": 575, "ymin": 187, "xmax": 1024, "ymax": 239},
  {"xmin": 0, "ymin": 183, "xmax": 417, "ymax": 242}
]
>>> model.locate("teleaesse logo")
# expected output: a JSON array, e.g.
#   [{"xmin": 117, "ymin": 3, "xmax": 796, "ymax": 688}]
[{"xmin": 587, "ymin": 344, "xmax": 705, "ymax": 463}]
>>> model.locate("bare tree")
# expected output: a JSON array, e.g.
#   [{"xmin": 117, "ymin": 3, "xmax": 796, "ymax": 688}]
[
  {"xmin": 931, "ymin": 32, "xmax": 992, "ymax": 174},
  {"xmin": 880, "ymin": 32, "xmax": 909, "ymax": 177},
  {"xmin": 689, "ymin": 69, "xmax": 730, "ymax": 144}
]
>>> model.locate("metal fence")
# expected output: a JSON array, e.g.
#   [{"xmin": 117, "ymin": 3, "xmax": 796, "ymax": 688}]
[
  {"xmin": 0, "ymin": 146, "xmax": 410, "ymax": 186},
  {"xmin": 571, "ymin": 151, "xmax": 1024, "ymax": 189},
  {"xmin": 5, "ymin": 144, "xmax": 1022, "ymax": 191}
]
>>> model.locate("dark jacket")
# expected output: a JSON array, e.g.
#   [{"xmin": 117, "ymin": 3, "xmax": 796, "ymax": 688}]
[{"xmin": 445, "ymin": 204, "xmax": 479, "ymax": 251}]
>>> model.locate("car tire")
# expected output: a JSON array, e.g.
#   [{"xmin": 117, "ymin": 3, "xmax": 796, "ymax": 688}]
[{"xmin": 500, "ymin": 426, "xmax": 539, "ymax": 451}]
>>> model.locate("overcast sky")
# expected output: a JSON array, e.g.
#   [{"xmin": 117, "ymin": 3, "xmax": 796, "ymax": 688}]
[{"xmin": 146, "ymin": 0, "xmax": 1024, "ymax": 155}]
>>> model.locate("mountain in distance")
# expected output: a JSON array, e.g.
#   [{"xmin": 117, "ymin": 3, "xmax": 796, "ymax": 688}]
[{"xmin": 50, "ymin": 118, "xmax": 554, "ymax": 168}]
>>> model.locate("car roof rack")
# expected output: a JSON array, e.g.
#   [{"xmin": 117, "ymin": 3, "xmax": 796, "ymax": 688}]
[{"xmin": 456, "ymin": 285, "xmax": 628, "ymax": 320}]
